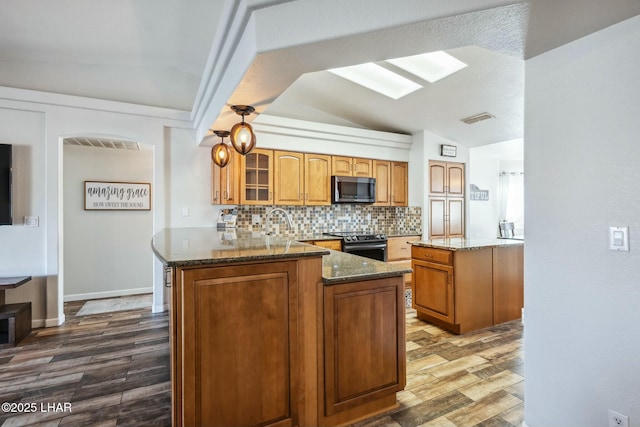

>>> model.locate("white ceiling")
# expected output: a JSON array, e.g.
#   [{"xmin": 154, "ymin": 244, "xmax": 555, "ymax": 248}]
[{"xmin": 1, "ymin": 0, "xmax": 639, "ymax": 147}]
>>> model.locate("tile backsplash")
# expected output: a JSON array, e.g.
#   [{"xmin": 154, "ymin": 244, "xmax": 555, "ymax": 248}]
[{"xmin": 235, "ymin": 205, "xmax": 422, "ymax": 237}]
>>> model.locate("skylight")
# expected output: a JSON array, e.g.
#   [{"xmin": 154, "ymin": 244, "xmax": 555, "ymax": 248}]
[
  {"xmin": 328, "ymin": 63, "xmax": 422, "ymax": 100},
  {"xmin": 387, "ymin": 51, "xmax": 467, "ymax": 83}
]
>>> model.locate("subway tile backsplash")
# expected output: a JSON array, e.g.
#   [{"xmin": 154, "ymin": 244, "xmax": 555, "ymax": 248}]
[{"xmin": 235, "ymin": 205, "xmax": 422, "ymax": 237}]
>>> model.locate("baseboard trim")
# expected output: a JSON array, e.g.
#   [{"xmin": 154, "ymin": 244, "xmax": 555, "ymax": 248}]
[
  {"xmin": 153, "ymin": 304, "xmax": 168, "ymax": 314},
  {"xmin": 32, "ymin": 315, "xmax": 66, "ymax": 328},
  {"xmin": 64, "ymin": 287, "xmax": 152, "ymax": 302}
]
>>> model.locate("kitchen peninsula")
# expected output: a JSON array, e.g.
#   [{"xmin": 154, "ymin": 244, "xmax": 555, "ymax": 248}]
[
  {"xmin": 411, "ymin": 238, "xmax": 524, "ymax": 334},
  {"xmin": 152, "ymin": 227, "xmax": 410, "ymax": 427}
]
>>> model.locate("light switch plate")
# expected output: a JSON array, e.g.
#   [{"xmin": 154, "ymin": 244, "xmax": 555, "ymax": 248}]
[
  {"xmin": 24, "ymin": 216, "xmax": 39, "ymax": 227},
  {"xmin": 609, "ymin": 226, "xmax": 629, "ymax": 251}
]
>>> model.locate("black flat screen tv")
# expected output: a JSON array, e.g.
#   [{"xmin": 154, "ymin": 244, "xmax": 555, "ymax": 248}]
[{"xmin": 0, "ymin": 144, "xmax": 12, "ymax": 225}]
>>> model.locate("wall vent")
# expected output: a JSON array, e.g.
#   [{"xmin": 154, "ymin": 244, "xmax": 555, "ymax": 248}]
[
  {"xmin": 461, "ymin": 112, "xmax": 494, "ymax": 125},
  {"xmin": 63, "ymin": 137, "xmax": 140, "ymax": 151}
]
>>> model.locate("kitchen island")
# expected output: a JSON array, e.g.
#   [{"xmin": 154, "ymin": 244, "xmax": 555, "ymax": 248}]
[
  {"xmin": 411, "ymin": 238, "xmax": 524, "ymax": 334},
  {"xmin": 152, "ymin": 227, "xmax": 410, "ymax": 427}
]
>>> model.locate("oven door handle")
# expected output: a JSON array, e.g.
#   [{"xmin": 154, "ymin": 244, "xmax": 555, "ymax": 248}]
[{"xmin": 342, "ymin": 242, "xmax": 387, "ymax": 251}]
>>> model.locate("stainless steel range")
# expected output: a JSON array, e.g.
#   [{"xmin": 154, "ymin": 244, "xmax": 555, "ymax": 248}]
[{"xmin": 323, "ymin": 231, "xmax": 388, "ymax": 261}]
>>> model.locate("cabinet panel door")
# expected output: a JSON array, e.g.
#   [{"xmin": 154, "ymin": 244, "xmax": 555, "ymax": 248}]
[
  {"xmin": 332, "ymin": 156, "xmax": 353, "ymax": 176},
  {"xmin": 304, "ymin": 154, "xmax": 331, "ymax": 205},
  {"xmin": 179, "ymin": 263, "xmax": 298, "ymax": 427},
  {"xmin": 220, "ymin": 150, "xmax": 241, "ymax": 204},
  {"xmin": 241, "ymin": 149, "xmax": 273, "ymax": 205},
  {"xmin": 446, "ymin": 163, "xmax": 465, "ymax": 196},
  {"xmin": 275, "ymin": 151, "xmax": 304, "ymax": 205},
  {"xmin": 391, "ymin": 162, "xmax": 408, "ymax": 206},
  {"xmin": 352, "ymin": 158, "xmax": 373, "ymax": 177},
  {"xmin": 373, "ymin": 160, "xmax": 391, "ymax": 206},
  {"xmin": 447, "ymin": 198, "xmax": 465, "ymax": 238},
  {"xmin": 429, "ymin": 198, "xmax": 447, "ymax": 239},
  {"xmin": 429, "ymin": 161, "xmax": 446, "ymax": 195},
  {"xmin": 211, "ymin": 161, "xmax": 221, "ymax": 204},
  {"xmin": 323, "ymin": 278, "xmax": 405, "ymax": 415},
  {"xmin": 412, "ymin": 260, "xmax": 454, "ymax": 324}
]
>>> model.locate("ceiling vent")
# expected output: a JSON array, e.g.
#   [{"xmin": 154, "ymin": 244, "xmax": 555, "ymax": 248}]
[
  {"xmin": 63, "ymin": 137, "xmax": 140, "ymax": 151},
  {"xmin": 461, "ymin": 112, "xmax": 494, "ymax": 125}
]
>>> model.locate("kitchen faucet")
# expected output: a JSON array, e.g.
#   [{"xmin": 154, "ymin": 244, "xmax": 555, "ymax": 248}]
[{"xmin": 265, "ymin": 208, "xmax": 293, "ymax": 235}]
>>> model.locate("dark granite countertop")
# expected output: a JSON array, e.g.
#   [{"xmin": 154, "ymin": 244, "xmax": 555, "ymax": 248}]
[
  {"xmin": 152, "ymin": 227, "xmax": 410, "ymax": 283},
  {"xmin": 411, "ymin": 238, "xmax": 524, "ymax": 251},
  {"xmin": 151, "ymin": 227, "xmax": 329, "ymax": 267},
  {"xmin": 321, "ymin": 250, "xmax": 411, "ymax": 285}
]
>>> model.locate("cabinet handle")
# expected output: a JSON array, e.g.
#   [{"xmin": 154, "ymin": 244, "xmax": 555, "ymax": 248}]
[
  {"xmin": 214, "ymin": 190, "xmax": 219, "ymax": 201},
  {"xmin": 223, "ymin": 191, "xmax": 228, "ymax": 200},
  {"xmin": 163, "ymin": 268, "xmax": 172, "ymax": 288}
]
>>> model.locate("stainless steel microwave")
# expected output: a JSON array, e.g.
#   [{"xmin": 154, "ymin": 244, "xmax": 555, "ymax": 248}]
[{"xmin": 331, "ymin": 176, "xmax": 376, "ymax": 204}]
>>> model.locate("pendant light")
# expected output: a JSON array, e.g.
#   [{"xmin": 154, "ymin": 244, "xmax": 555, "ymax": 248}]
[
  {"xmin": 229, "ymin": 105, "xmax": 256, "ymax": 155},
  {"xmin": 211, "ymin": 130, "xmax": 232, "ymax": 168}
]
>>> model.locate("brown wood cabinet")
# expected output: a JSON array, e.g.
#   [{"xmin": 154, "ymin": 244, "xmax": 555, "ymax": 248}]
[
  {"xmin": 332, "ymin": 156, "xmax": 373, "ymax": 177},
  {"xmin": 304, "ymin": 153, "xmax": 332, "ymax": 205},
  {"xmin": 321, "ymin": 276, "xmax": 405, "ymax": 423},
  {"xmin": 428, "ymin": 161, "xmax": 465, "ymax": 238},
  {"xmin": 241, "ymin": 148, "xmax": 274, "ymax": 205},
  {"xmin": 411, "ymin": 244, "xmax": 523, "ymax": 334},
  {"xmin": 374, "ymin": 161, "xmax": 409, "ymax": 206},
  {"xmin": 274, "ymin": 150, "xmax": 304, "ymax": 205},
  {"xmin": 211, "ymin": 150, "xmax": 241, "ymax": 205},
  {"xmin": 387, "ymin": 236, "xmax": 420, "ymax": 288},
  {"xmin": 170, "ymin": 255, "xmax": 406, "ymax": 427},
  {"xmin": 308, "ymin": 239, "xmax": 342, "ymax": 251}
]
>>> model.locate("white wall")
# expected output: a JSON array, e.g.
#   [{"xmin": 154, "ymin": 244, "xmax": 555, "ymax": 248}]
[
  {"xmin": 63, "ymin": 145, "xmax": 154, "ymax": 300},
  {"xmin": 524, "ymin": 15, "xmax": 640, "ymax": 426},
  {"xmin": 468, "ymin": 139, "xmax": 523, "ymax": 239}
]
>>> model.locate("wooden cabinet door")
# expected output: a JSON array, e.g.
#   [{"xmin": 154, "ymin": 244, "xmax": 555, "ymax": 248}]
[
  {"xmin": 412, "ymin": 259, "xmax": 454, "ymax": 324},
  {"xmin": 177, "ymin": 262, "xmax": 299, "ymax": 427},
  {"xmin": 304, "ymin": 153, "xmax": 331, "ymax": 205},
  {"xmin": 391, "ymin": 162, "xmax": 408, "ymax": 206},
  {"xmin": 373, "ymin": 160, "xmax": 391, "ymax": 206},
  {"xmin": 428, "ymin": 198, "xmax": 447, "ymax": 239},
  {"xmin": 241, "ymin": 148, "xmax": 273, "ymax": 205},
  {"xmin": 323, "ymin": 278, "xmax": 405, "ymax": 416},
  {"xmin": 212, "ymin": 150, "xmax": 241, "ymax": 205},
  {"xmin": 332, "ymin": 156, "xmax": 352, "ymax": 176},
  {"xmin": 274, "ymin": 151, "xmax": 304, "ymax": 205},
  {"xmin": 429, "ymin": 161, "xmax": 447, "ymax": 196},
  {"xmin": 446, "ymin": 163, "xmax": 465, "ymax": 197},
  {"xmin": 447, "ymin": 198, "xmax": 465, "ymax": 237},
  {"xmin": 352, "ymin": 158, "xmax": 373, "ymax": 177}
]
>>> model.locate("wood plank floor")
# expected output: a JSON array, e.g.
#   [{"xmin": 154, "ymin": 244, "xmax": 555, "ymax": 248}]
[{"xmin": 0, "ymin": 298, "xmax": 523, "ymax": 427}]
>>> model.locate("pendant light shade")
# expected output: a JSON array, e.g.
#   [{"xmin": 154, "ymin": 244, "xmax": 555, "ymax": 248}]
[
  {"xmin": 211, "ymin": 130, "xmax": 231, "ymax": 168},
  {"xmin": 229, "ymin": 105, "xmax": 256, "ymax": 155}
]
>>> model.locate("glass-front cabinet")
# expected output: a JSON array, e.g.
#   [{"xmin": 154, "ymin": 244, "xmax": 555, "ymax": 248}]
[{"xmin": 240, "ymin": 148, "xmax": 273, "ymax": 205}]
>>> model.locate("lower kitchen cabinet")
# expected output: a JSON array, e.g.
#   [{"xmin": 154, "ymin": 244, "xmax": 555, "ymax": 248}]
[
  {"xmin": 387, "ymin": 236, "xmax": 420, "ymax": 289},
  {"xmin": 174, "ymin": 261, "xmax": 304, "ymax": 427},
  {"xmin": 411, "ymin": 244, "xmax": 523, "ymax": 334},
  {"xmin": 321, "ymin": 277, "xmax": 406, "ymax": 423}
]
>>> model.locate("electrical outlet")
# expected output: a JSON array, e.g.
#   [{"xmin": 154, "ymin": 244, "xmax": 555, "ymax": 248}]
[
  {"xmin": 252, "ymin": 214, "xmax": 261, "ymax": 224},
  {"xmin": 609, "ymin": 409, "xmax": 629, "ymax": 427}
]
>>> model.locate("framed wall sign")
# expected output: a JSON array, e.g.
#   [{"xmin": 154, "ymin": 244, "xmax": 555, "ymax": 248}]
[
  {"xmin": 440, "ymin": 144, "xmax": 457, "ymax": 157},
  {"xmin": 84, "ymin": 181, "xmax": 151, "ymax": 210}
]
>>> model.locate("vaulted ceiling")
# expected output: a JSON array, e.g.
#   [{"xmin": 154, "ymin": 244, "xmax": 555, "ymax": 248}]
[{"xmin": 1, "ymin": 0, "xmax": 638, "ymax": 147}]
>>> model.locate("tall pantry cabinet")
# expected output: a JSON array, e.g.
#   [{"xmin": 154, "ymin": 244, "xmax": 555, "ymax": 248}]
[{"xmin": 428, "ymin": 161, "xmax": 465, "ymax": 239}]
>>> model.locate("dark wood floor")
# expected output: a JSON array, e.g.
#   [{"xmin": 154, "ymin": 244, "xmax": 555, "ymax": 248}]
[{"xmin": 0, "ymin": 298, "xmax": 523, "ymax": 427}]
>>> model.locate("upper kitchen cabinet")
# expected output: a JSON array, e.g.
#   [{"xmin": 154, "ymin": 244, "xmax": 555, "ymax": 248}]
[
  {"xmin": 241, "ymin": 148, "xmax": 274, "ymax": 205},
  {"xmin": 374, "ymin": 161, "xmax": 408, "ymax": 207},
  {"xmin": 429, "ymin": 161, "xmax": 465, "ymax": 197},
  {"xmin": 304, "ymin": 153, "xmax": 331, "ymax": 205},
  {"xmin": 212, "ymin": 150, "xmax": 241, "ymax": 205},
  {"xmin": 332, "ymin": 156, "xmax": 373, "ymax": 177},
  {"xmin": 274, "ymin": 150, "xmax": 304, "ymax": 205}
]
